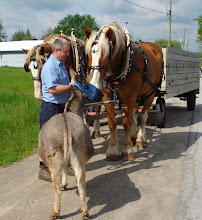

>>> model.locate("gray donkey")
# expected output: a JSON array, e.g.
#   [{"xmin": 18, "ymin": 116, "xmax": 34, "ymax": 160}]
[{"xmin": 38, "ymin": 68, "xmax": 101, "ymax": 219}]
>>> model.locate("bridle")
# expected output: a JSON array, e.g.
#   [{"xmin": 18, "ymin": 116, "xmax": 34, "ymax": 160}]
[
  {"xmin": 25, "ymin": 45, "xmax": 49, "ymax": 81},
  {"xmin": 88, "ymin": 29, "xmax": 113, "ymax": 72}
]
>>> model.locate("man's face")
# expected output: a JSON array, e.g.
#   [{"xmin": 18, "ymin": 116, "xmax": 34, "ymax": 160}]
[{"xmin": 56, "ymin": 44, "xmax": 70, "ymax": 62}]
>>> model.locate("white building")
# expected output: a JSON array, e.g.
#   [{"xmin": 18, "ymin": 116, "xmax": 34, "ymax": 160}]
[{"xmin": 0, "ymin": 40, "xmax": 44, "ymax": 67}]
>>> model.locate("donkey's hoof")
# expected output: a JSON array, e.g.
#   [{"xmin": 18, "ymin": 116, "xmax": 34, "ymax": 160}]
[
  {"xmin": 91, "ymin": 131, "xmax": 100, "ymax": 139},
  {"xmin": 50, "ymin": 210, "xmax": 59, "ymax": 219},
  {"xmin": 106, "ymin": 154, "xmax": 121, "ymax": 161},
  {"xmin": 81, "ymin": 211, "xmax": 90, "ymax": 219},
  {"xmin": 122, "ymin": 152, "xmax": 135, "ymax": 161}
]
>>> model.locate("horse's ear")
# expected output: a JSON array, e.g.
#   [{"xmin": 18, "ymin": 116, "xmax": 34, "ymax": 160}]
[
  {"xmin": 40, "ymin": 47, "xmax": 45, "ymax": 55},
  {"xmin": 69, "ymin": 66, "xmax": 77, "ymax": 81},
  {"xmin": 22, "ymin": 49, "xmax": 29, "ymax": 54},
  {"xmin": 84, "ymin": 27, "xmax": 91, "ymax": 39},
  {"xmin": 106, "ymin": 28, "xmax": 116, "ymax": 46}
]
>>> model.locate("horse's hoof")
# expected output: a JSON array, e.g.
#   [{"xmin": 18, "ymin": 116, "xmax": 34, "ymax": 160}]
[
  {"xmin": 135, "ymin": 141, "xmax": 147, "ymax": 150},
  {"xmin": 106, "ymin": 154, "xmax": 121, "ymax": 161},
  {"xmin": 122, "ymin": 152, "xmax": 135, "ymax": 161},
  {"xmin": 91, "ymin": 131, "xmax": 100, "ymax": 139}
]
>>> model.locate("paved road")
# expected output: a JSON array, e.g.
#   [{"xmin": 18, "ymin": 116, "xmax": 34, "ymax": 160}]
[{"xmin": 0, "ymin": 79, "xmax": 201, "ymax": 220}]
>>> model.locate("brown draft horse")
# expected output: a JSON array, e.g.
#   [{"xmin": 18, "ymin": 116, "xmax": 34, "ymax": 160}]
[
  {"xmin": 84, "ymin": 23, "xmax": 163, "ymax": 161},
  {"xmin": 23, "ymin": 34, "xmax": 85, "ymax": 100}
]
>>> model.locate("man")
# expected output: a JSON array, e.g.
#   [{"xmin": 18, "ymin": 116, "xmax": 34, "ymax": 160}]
[{"xmin": 38, "ymin": 38, "xmax": 75, "ymax": 182}]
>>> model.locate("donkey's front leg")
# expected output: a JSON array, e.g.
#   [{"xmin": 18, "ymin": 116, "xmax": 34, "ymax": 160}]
[{"xmin": 91, "ymin": 106, "xmax": 101, "ymax": 139}]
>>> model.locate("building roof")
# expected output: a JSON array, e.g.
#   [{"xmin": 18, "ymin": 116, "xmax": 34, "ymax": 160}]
[{"xmin": 0, "ymin": 40, "xmax": 44, "ymax": 52}]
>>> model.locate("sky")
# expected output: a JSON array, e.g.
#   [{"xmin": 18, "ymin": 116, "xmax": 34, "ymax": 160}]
[{"xmin": 1, "ymin": 0, "xmax": 201, "ymax": 52}]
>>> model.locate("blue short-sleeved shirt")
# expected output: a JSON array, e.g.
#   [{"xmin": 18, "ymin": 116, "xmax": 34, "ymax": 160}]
[{"xmin": 41, "ymin": 55, "xmax": 70, "ymax": 104}]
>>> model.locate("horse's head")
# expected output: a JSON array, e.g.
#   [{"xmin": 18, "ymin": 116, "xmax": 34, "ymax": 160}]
[
  {"xmin": 23, "ymin": 44, "xmax": 52, "ymax": 100},
  {"xmin": 23, "ymin": 35, "xmax": 89, "ymax": 101},
  {"xmin": 84, "ymin": 23, "xmax": 126, "ymax": 94}
]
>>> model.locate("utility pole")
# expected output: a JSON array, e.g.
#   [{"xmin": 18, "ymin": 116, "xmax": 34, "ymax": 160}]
[
  {"xmin": 179, "ymin": 28, "xmax": 190, "ymax": 50},
  {"xmin": 168, "ymin": 0, "xmax": 172, "ymax": 47}
]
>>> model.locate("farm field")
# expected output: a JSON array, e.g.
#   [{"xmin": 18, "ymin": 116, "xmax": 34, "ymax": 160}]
[{"xmin": 0, "ymin": 67, "xmax": 41, "ymax": 167}]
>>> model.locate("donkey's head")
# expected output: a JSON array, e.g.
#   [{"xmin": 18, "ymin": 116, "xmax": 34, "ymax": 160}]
[{"xmin": 64, "ymin": 67, "xmax": 103, "ymax": 116}]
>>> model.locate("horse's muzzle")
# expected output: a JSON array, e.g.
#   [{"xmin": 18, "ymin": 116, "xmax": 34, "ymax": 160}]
[{"xmin": 24, "ymin": 64, "xmax": 30, "ymax": 72}]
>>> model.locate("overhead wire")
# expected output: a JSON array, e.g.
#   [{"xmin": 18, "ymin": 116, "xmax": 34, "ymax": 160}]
[{"xmin": 122, "ymin": 0, "xmax": 194, "ymax": 20}]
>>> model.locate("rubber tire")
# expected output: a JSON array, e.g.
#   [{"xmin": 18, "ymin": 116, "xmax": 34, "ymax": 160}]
[
  {"xmin": 156, "ymin": 98, "xmax": 166, "ymax": 128},
  {"xmin": 187, "ymin": 91, "xmax": 196, "ymax": 111}
]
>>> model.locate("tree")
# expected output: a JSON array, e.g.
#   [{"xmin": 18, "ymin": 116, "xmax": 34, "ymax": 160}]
[
  {"xmin": 11, "ymin": 29, "xmax": 34, "ymax": 41},
  {"xmin": 0, "ymin": 19, "xmax": 7, "ymax": 42},
  {"xmin": 40, "ymin": 27, "xmax": 53, "ymax": 40},
  {"xmin": 53, "ymin": 14, "xmax": 99, "ymax": 40},
  {"xmin": 195, "ymin": 16, "xmax": 202, "ymax": 43},
  {"xmin": 154, "ymin": 39, "xmax": 182, "ymax": 49}
]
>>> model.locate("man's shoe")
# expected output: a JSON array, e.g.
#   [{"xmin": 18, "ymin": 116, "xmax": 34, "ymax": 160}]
[{"xmin": 38, "ymin": 164, "xmax": 52, "ymax": 182}]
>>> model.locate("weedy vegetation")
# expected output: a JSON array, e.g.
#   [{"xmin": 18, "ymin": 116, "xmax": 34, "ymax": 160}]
[{"xmin": 0, "ymin": 67, "xmax": 41, "ymax": 167}]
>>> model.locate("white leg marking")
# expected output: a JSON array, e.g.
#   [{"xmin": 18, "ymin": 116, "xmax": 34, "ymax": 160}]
[{"xmin": 131, "ymin": 112, "xmax": 138, "ymax": 138}]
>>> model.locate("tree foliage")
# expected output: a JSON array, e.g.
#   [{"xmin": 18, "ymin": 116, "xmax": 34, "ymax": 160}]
[
  {"xmin": 195, "ymin": 16, "xmax": 202, "ymax": 45},
  {"xmin": 0, "ymin": 19, "xmax": 7, "ymax": 42},
  {"xmin": 53, "ymin": 14, "xmax": 99, "ymax": 40},
  {"xmin": 40, "ymin": 27, "xmax": 53, "ymax": 40},
  {"xmin": 11, "ymin": 29, "xmax": 34, "ymax": 41},
  {"xmin": 154, "ymin": 39, "xmax": 182, "ymax": 49}
]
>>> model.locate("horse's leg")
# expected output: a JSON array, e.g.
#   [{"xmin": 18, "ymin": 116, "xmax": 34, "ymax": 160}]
[
  {"xmin": 130, "ymin": 105, "xmax": 139, "ymax": 139},
  {"xmin": 105, "ymin": 104, "xmax": 121, "ymax": 160},
  {"xmin": 47, "ymin": 152, "xmax": 63, "ymax": 219},
  {"xmin": 136, "ymin": 94, "xmax": 155, "ymax": 149},
  {"xmin": 91, "ymin": 105, "xmax": 101, "ymax": 139},
  {"xmin": 122, "ymin": 105, "xmax": 135, "ymax": 161}
]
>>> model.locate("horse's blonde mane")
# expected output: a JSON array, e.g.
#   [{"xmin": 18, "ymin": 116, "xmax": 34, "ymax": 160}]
[
  {"xmin": 25, "ymin": 34, "xmax": 85, "ymax": 65},
  {"xmin": 85, "ymin": 23, "xmax": 126, "ymax": 60}
]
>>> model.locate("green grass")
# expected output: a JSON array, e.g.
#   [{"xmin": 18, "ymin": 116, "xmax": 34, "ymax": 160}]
[{"xmin": 0, "ymin": 67, "xmax": 41, "ymax": 167}]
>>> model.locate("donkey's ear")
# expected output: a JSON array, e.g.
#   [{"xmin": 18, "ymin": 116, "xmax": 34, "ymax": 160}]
[
  {"xmin": 106, "ymin": 28, "xmax": 116, "ymax": 46},
  {"xmin": 84, "ymin": 27, "xmax": 91, "ymax": 39},
  {"xmin": 22, "ymin": 49, "xmax": 29, "ymax": 54},
  {"xmin": 69, "ymin": 66, "xmax": 77, "ymax": 81}
]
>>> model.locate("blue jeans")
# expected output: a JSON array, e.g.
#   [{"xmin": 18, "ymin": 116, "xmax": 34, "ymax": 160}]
[{"xmin": 39, "ymin": 101, "xmax": 65, "ymax": 129}]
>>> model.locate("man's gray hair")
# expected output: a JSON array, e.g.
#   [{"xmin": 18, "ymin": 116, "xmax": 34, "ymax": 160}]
[{"xmin": 52, "ymin": 38, "xmax": 70, "ymax": 52}]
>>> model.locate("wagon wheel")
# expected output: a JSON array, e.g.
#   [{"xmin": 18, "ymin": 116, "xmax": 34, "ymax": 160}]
[
  {"xmin": 156, "ymin": 98, "xmax": 166, "ymax": 128},
  {"xmin": 187, "ymin": 90, "xmax": 196, "ymax": 111}
]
